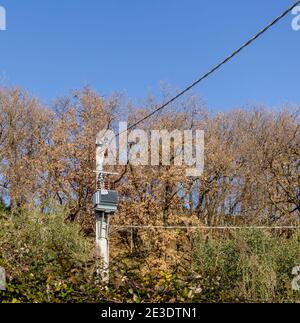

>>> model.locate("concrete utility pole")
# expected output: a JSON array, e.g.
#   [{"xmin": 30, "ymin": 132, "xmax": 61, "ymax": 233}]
[{"xmin": 93, "ymin": 139, "xmax": 118, "ymax": 283}]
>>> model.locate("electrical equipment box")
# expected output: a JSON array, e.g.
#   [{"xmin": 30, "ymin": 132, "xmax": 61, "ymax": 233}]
[{"xmin": 93, "ymin": 189, "xmax": 118, "ymax": 213}]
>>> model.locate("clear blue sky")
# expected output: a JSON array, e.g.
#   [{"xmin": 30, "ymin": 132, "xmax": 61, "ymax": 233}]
[{"xmin": 0, "ymin": 0, "xmax": 299, "ymax": 111}]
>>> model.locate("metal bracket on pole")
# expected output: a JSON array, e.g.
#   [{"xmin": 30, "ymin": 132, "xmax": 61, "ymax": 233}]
[{"xmin": 94, "ymin": 137, "xmax": 118, "ymax": 283}]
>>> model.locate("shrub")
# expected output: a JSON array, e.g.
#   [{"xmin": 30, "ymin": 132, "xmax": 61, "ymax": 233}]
[
  {"xmin": 192, "ymin": 229, "xmax": 300, "ymax": 302},
  {"xmin": 0, "ymin": 207, "xmax": 299, "ymax": 303},
  {"xmin": 0, "ymin": 206, "xmax": 106, "ymax": 303}
]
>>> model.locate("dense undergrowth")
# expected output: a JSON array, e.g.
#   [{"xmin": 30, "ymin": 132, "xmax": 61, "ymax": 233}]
[{"xmin": 0, "ymin": 207, "xmax": 299, "ymax": 303}]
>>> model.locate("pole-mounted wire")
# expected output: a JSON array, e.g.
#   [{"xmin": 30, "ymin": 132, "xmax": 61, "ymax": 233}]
[{"xmin": 115, "ymin": 1, "xmax": 300, "ymax": 136}]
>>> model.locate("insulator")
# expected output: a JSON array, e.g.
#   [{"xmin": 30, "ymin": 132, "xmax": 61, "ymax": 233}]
[{"xmin": 96, "ymin": 180, "xmax": 101, "ymax": 190}]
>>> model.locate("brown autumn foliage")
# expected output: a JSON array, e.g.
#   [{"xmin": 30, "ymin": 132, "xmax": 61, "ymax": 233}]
[{"xmin": 0, "ymin": 86, "xmax": 299, "ymax": 271}]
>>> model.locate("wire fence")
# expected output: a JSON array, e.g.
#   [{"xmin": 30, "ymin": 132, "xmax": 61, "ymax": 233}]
[
  {"xmin": 108, "ymin": 224, "xmax": 300, "ymax": 254},
  {"xmin": 110, "ymin": 225, "xmax": 299, "ymax": 230},
  {"xmin": 109, "ymin": 225, "xmax": 300, "ymax": 235}
]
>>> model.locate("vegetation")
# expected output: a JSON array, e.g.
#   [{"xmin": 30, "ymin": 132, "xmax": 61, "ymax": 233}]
[
  {"xmin": 0, "ymin": 207, "xmax": 299, "ymax": 303},
  {"xmin": 0, "ymin": 86, "xmax": 299, "ymax": 302}
]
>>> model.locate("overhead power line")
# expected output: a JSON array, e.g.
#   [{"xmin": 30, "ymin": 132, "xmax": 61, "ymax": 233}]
[{"xmin": 116, "ymin": 1, "xmax": 300, "ymax": 135}]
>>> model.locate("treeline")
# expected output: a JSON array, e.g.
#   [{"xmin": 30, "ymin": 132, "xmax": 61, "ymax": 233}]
[
  {"xmin": 0, "ymin": 86, "xmax": 299, "ymax": 302},
  {"xmin": 0, "ymin": 86, "xmax": 298, "ymax": 228}
]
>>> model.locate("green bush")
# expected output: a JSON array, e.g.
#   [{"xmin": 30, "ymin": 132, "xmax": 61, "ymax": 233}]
[
  {"xmin": 0, "ymin": 206, "xmax": 299, "ymax": 303},
  {"xmin": 0, "ymin": 206, "xmax": 106, "ymax": 303},
  {"xmin": 192, "ymin": 229, "xmax": 300, "ymax": 302}
]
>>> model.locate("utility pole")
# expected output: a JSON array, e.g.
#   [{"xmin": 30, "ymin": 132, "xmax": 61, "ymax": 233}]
[{"xmin": 93, "ymin": 139, "xmax": 118, "ymax": 283}]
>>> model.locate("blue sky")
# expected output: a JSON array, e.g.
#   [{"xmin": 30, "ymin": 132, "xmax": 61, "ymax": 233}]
[{"xmin": 0, "ymin": 0, "xmax": 299, "ymax": 111}]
